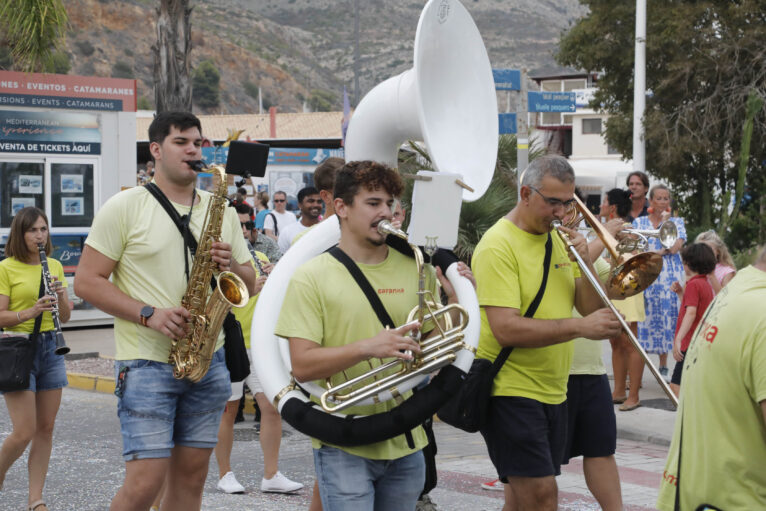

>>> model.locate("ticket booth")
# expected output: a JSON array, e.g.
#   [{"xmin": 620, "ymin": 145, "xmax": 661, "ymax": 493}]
[{"xmin": 0, "ymin": 71, "xmax": 137, "ymax": 326}]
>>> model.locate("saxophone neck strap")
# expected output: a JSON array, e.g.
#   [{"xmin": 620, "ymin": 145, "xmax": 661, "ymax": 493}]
[{"xmin": 144, "ymin": 182, "xmax": 201, "ymax": 284}]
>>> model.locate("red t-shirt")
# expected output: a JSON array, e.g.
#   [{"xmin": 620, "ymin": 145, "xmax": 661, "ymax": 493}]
[{"xmin": 675, "ymin": 274, "xmax": 715, "ymax": 351}]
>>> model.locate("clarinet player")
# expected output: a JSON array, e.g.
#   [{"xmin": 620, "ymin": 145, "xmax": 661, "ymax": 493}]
[
  {"xmin": 75, "ymin": 111, "xmax": 255, "ymax": 511},
  {"xmin": 0, "ymin": 207, "xmax": 71, "ymax": 511}
]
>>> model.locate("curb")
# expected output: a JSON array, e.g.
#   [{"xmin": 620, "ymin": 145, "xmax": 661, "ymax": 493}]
[{"xmin": 65, "ymin": 371, "xmax": 258, "ymax": 414}]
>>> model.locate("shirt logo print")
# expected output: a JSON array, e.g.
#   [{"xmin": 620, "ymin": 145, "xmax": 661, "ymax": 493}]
[{"xmin": 378, "ymin": 288, "xmax": 405, "ymax": 295}]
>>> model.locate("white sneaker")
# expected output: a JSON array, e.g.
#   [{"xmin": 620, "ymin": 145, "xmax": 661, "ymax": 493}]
[
  {"xmin": 217, "ymin": 471, "xmax": 245, "ymax": 494},
  {"xmin": 261, "ymin": 471, "xmax": 304, "ymax": 493},
  {"xmin": 481, "ymin": 478, "xmax": 505, "ymax": 491}
]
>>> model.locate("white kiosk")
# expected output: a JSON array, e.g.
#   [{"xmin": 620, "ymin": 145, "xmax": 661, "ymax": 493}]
[{"xmin": 0, "ymin": 71, "xmax": 137, "ymax": 326}]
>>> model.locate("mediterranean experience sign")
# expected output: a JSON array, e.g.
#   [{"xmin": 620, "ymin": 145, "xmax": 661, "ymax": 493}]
[
  {"xmin": 0, "ymin": 110, "xmax": 101, "ymax": 155},
  {"xmin": 0, "ymin": 71, "xmax": 136, "ymax": 112}
]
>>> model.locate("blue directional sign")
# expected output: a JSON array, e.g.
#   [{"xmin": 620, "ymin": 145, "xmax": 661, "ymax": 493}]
[
  {"xmin": 498, "ymin": 113, "xmax": 517, "ymax": 134},
  {"xmin": 528, "ymin": 91, "xmax": 576, "ymax": 113},
  {"xmin": 492, "ymin": 69, "xmax": 521, "ymax": 91}
]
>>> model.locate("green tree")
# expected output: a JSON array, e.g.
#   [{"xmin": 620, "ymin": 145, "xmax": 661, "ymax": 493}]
[
  {"xmin": 0, "ymin": 0, "xmax": 68, "ymax": 72},
  {"xmin": 43, "ymin": 50, "xmax": 70, "ymax": 74},
  {"xmin": 557, "ymin": 1, "xmax": 766, "ymax": 245},
  {"xmin": 192, "ymin": 60, "xmax": 220, "ymax": 109},
  {"xmin": 112, "ymin": 61, "xmax": 134, "ymax": 79},
  {"xmin": 308, "ymin": 89, "xmax": 336, "ymax": 112}
]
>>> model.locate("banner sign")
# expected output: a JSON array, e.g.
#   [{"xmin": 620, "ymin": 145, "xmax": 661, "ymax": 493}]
[
  {"xmin": 202, "ymin": 146, "xmax": 345, "ymax": 168},
  {"xmin": 492, "ymin": 69, "xmax": 521, "ymax": 91},
  {"xmin": 0, "ymin": 110, "xmax": 101, "ymax": 155},
  {"xmin": 498, "ymin": 113, "xmax": 517, "ymax": 134},
  {"xmin": 0, "ymin": 71, "xmax": 136, "ymax": 112}
]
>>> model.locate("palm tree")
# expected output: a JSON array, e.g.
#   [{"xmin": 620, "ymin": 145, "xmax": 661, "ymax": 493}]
[
  {"xmin": 153, "ymin": 0, "xmax": 193, "ymax": 112},
  {"xmin": 398, "ymin": 135, "xmax": 543, "ymax": 263},
  {"xmin": 0, "ymin": 0, "xmax": 68, "ymax": 72}
]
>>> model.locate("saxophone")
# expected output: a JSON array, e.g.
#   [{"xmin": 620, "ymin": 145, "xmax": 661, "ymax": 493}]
[{"xmin": 169, "ymin": 163, "xmax": 249, "ymax": 382}]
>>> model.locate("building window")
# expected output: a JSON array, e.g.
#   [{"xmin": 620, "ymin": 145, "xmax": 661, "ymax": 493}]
[
  {"xmin": 582, "ymin": 118, "xmax": 602, "ymax": 134},
  {"xmin": 564, "ymin": 79, "xmax": 586, "ymax": 91}
]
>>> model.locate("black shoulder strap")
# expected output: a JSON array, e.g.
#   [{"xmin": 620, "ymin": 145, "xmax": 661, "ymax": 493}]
[
  {"xmin": 491, "ymin": 232, "xmax": 553, "ymax": 371},
  {"xmin": 328, "ymin": 246, "xmax": 395, "ymax": 329},
  {"xmin": 267, "ymin": 212, "xmax": 278, "ymax": 236},
  {"xmin": 145, "ymin": 183, "xmax": 207, "ymax": 286}
]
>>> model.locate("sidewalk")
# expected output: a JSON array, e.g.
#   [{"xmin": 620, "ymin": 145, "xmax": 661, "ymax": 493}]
[{"xmin": 62, "ymin": 325, "xmax": 678, "ymax": 446}]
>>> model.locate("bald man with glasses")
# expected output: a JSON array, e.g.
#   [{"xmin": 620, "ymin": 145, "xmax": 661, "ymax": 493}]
[{"xmin": 263, "ymin": 191, "xmax": 297, "ymax": 242}]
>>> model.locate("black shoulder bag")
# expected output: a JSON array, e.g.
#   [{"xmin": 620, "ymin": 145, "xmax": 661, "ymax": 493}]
[
  {"xmin": 145, "ymin": 183, "xmax": 251, "ymax": 382},
  {"xmin": 437, "ymin": 233, "xmax": 553, "ymax": 432},
  {"xmin": 0, "ymin": 277, "xmax": 45, "ymax": 391},
  {"xmin": 265, "ymin": 212, "xmax": 278, "ymax": 236}
]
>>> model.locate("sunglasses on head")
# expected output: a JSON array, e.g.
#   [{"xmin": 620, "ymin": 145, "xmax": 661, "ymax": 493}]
[{"xmin": 240, "ymin": 221, "xmax": 255, "ymax": 230}]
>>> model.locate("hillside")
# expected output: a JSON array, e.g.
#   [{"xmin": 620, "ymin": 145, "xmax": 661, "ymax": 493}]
[{"xmin": 61, "ymin": 0, "xmax": 586, "ymax": 114}]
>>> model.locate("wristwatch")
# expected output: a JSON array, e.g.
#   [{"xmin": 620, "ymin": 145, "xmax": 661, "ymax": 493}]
[{"xmin": 139, "ymin": 305, "xmax": 155, "ymax": 327}]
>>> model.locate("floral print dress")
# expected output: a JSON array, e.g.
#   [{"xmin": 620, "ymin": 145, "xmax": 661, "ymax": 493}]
[{"xmin": 633, "ymin": 216, "xmax": 687, "ymax": 354}]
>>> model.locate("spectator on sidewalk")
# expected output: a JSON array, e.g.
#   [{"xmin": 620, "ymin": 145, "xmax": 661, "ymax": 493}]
[
  {"xmin": 656, "ymin": 246, "xmax": 766, "ymax": 510},
  {"xmin": 277, "ymin": 187, "xmax": 322, "ymax": 253},
  {"xmin": 254, "ymin": 192, "xmax": 271, "ymax": 231},
  {"xmin": 263, "ymin": 191, "xmax": 297, "ymax": 242},
  {"xmin": 695, "ymin": 230, "xmax": 737, "ymax": 293},
  {"xmin": 668, "ymin": 243, "xmax": 716, "ymax": 397}
]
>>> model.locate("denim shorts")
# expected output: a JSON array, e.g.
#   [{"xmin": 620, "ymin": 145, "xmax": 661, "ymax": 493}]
[
  {"xmin": 114, "ymin": 348, "xmax": 231, "ymax": 461},
  {"xmin": 0, "ymin": 331, "xmax": 69, "ymax": 394},
  {"xmin": 313, "ymin": 445, "xmax": 425, "ymax": 511}
]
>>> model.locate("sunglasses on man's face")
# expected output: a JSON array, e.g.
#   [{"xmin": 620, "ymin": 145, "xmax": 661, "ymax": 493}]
[
  {"xmin": 273, "ymin": 199, "xmax": 286, "ymax": 203},
  {"xmin": 240, "ymin": 221, "xmax": 254, "ymax": 230}
]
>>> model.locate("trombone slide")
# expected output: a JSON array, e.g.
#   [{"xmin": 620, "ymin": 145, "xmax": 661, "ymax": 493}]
[{"xmin": 552, "ymin": 221, "xmax": 679, "ymax": 408}]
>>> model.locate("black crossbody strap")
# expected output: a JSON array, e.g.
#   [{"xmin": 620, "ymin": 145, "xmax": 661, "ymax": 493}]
[
  {"xmin": 328, "ymin": 246, "xmax": 395, "ymax": 329},
  {"xmin": 490, "ymin": 232, "xmax": 553, "ymax": 372},
  {"xmin": 143, "ymin": 183, "xmax": 220, "ymax": 292}
]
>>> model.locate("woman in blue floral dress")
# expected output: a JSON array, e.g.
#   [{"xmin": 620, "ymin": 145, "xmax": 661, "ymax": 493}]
[{"xmin": 633, "ymin": 184, "xmax": 686, "ymax": 379}]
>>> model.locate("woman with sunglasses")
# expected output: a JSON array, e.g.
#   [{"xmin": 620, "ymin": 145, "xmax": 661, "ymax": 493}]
[{"xmin": 0, "ymin": 207, "xmax": 71, "ymax": 511}]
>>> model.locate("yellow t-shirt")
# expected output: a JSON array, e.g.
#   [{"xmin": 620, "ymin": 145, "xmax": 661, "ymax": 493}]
[
  {"xmin": 473, "ymin": 218, "xmax": 580, "ymax": 404},
  {"xmin": 656, "ymin": 266, "xmax": 766, "ymax": 510},
  {"xmin": 275, "ymin": 248, "xmax": 432, "ymax": 460},
  {"xmin": 233, "ymin": 251, "xmax": 269, "ymax": 349},
  {"xmin": 84, "ymin": 186, "xmax": 251, "ymax": 362},
  {"xmin": 569, "ymin": 257, "xmax": 610, "ymax": 375},
  {"xmin": 0, "ymin": 256, "xmax": 67, "ymax": 334}
]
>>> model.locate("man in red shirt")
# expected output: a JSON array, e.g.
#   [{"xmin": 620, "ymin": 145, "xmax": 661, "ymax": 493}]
[{"xmin": 670, "ymin": 243, "xmax": 717, "ymax": 396}]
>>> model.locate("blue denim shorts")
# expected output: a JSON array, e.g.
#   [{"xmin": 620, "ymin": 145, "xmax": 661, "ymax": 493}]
[
  {"xmin": 313, "ymin": 446, "xmax": 425, "ymax": 511},
  {"xmin": 114, "ymin": 348, "xmax": 231, "ymax": 461},
  {"xmin": 0, "ymin": 331, "xmax": 69, "ymax": 394}
]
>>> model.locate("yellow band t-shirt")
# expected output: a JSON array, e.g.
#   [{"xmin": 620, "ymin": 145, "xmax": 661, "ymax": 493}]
[
  {"xmin": 473, "ymin": 218, "xmax": 580, "ymax": 404},
  {"xmin": 0, "ymin": 256, "xmax": 67, "ymax": 333},
  {"xmin": 85, "ymin": 186, "xmax": 251, "ymax": 362},
  {"xmin": 275, "ymin": 248, "xmax": 433, "ymax": 460},
  {"xmin": 656, "ymin": 266, "xmax": 766, "ymax": 510},
  {"xmin": 233, "ymin": 251, "xmax": 269, "ymax": 349}
]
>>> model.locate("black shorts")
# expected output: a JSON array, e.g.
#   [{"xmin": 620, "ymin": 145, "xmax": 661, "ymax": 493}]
[
  {"xmin": 671, "ymin": 352, "xmax": 686, "ymax": 385},
  {"xmin": 562, "ymin": 374, "xmax": 617, "ymax": 464},
  {"xmin": 480, "ymin": 396, "xmax": 567, "ymax": 480}
]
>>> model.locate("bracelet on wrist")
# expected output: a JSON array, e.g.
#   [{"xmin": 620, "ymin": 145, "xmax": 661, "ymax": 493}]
[{"xmin": 16, "ymin": 310, "xmax": 23, "ymax": 322}]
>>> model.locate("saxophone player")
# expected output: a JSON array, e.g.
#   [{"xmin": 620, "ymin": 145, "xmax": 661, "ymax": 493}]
[{"xmin": 75, "ymin": 112, "xmax": 255, "ymax": 511}]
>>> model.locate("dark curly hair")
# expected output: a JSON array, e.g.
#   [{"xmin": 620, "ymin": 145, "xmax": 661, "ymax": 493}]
[
  {"xmin": 681, "ymin": 243, "xmax": 717, "ymax": 276},
  {"xmin": 334, "ymin": 160, "xmax": 404, "ymax": 205}
]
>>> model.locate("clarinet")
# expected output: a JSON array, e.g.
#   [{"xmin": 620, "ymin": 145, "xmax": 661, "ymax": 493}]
[
  {"xmin": 246, "ymin": 240, "xmax": 266, "ymax": 276},
  {"xmin": 37, "ymin": 244, "xmax": 70, "ymax": 355}
]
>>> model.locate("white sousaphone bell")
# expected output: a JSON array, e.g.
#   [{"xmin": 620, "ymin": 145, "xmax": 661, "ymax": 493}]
[{"xmin": 251, "ymin": 0, "xmax": 497, "ymax": 446}]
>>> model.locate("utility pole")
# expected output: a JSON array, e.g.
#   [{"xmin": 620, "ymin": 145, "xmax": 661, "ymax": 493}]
[
  {"xmin": 517, "ymin": 69, "xmax": 529, "ymax": 197},
  {"xmin": 632, "ymin": 0, "xmax": 646, "ymax": 173},
  {"xmin": 353, "ymin": 0, "xmax": 360, "ymax": 105}
]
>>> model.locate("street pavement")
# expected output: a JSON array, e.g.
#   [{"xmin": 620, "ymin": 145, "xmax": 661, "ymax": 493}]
[{"xmin": 0, "ymin": 326, "xmax": 677, "ymax": 510}]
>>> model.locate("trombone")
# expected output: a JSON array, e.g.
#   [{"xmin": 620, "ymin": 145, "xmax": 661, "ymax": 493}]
[{"xmin": 553, "ymin": 196, "xmax": 679, "ymax": 407}]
